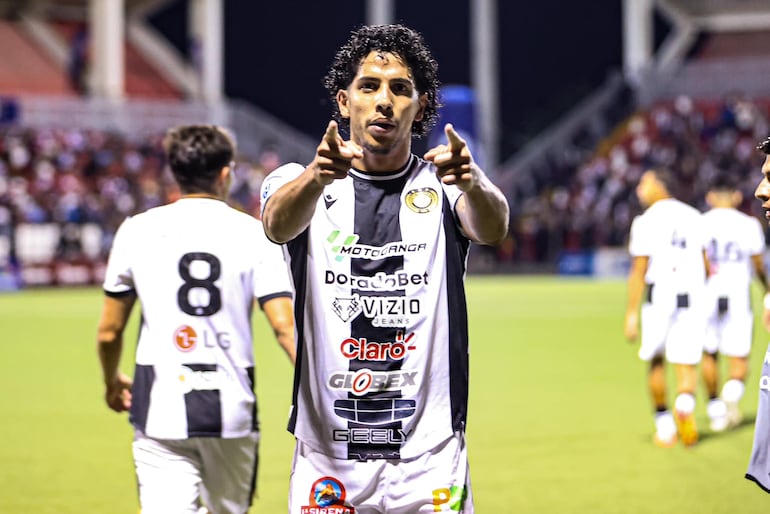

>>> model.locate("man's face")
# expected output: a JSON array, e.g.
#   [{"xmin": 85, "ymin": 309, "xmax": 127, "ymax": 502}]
[
  {"xmin": 635, "ymin": 170, "xmax": 659, "ymax": 208},
  {"xmin": 336, "ymin": 51, "xmax": 427, "ymax": 156},
  {"xmin": 754, "ymin": 155, "xmax": 770, "ymax": 224}
]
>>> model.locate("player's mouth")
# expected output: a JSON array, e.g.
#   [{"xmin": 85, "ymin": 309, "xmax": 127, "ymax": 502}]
[{"xmin": 368, "ymin": 119, "xmax": 396, "ymax": 134}]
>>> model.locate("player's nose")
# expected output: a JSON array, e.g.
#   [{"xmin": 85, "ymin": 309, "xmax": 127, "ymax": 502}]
[{"xmin": 755, "ymin": 178, "xmax": 770, "ymax": 203}]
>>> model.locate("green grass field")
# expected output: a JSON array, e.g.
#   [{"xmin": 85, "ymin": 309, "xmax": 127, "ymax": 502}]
[{"xmin": 0, "ymin": 276, "xmax": 768, "ymax": 513}]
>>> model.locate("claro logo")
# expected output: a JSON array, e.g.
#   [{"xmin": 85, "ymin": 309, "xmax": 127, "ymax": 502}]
[{"xmin": 339, "ymin": 332, "xmax": 416, "ymax": 361}]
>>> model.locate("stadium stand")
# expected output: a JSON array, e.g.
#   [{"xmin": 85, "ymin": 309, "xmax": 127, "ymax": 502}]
[
  {"xmin": 497, "ymin": 0, "xmax": 770, "ymax": 274},
  {"xmin": 0, "ymin": 19, "xmax": 76, "ymax": 96},
  {"xmin": 4, "ymin": 0, "xmax": 770, "ymax": 284},
  {"xmin": 0, "ymin": 0, "xmax": 315, "ymax": 288}
]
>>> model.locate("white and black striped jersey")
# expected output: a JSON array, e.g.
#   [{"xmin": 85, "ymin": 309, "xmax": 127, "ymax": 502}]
[
  {"xmin": 103, "ymin": 198, "xmax": 292, "ymax": 439},
  {"xmin": 261, "ymin": 155, "xmax": 470, "ymax": 460},
  {"xmin": 629, "ymin": 198, "xmax": 707, "ymax": 302},
  {"xmin": 702, "ymin": 207, "xmax": 765, "ymax": 312}
]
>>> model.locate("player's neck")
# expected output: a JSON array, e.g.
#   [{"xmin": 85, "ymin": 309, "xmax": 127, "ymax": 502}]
[
  {"xmin": 180, "ymin": 192, "xmax": 223, "ymax": 201},
  {"xmin": 354, "ymin": 151, "xmax": 412, "ymax": 174}
]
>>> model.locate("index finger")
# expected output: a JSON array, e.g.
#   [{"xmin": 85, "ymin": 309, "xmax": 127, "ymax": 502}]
[
  {"xmin": 324, "ymin": 120, "xmax": 340, "ymax": 149},
  {"xmin": 445, "ymin": 123, "xmax": 466, "ymax": 153}
]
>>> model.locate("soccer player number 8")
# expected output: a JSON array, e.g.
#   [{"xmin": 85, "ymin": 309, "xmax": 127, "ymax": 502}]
[{"xmin": 177, "ymin": 252, "xmax": 222, "ymax": 316}]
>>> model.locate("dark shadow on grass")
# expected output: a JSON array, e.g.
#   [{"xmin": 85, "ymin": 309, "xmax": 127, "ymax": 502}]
[{"xmin": 698, "ymin": 413, "xmax": 757, "ymax": 445}]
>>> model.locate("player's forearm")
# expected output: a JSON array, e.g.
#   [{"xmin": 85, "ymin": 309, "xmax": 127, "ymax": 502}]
[
  {"xmin": 626, "ymin": 275, "xmax": 645, "ymax": 315},
  {"xmin": 626, "ymin": 257, "xmax": 648, "ymax": 315},
  {"xmin": 263, "ymin": 168, "xmax": 325, "ymax": 243},
  {"xmin": 460, "ymin": 168, "xmax": 510, "ymax": 246},
  {"xmin": 262, "ymin": 297, "xmax": 296, "ymax": 365},
  {"xmin": 277, "ymin": 332, "xmax": 296, "ymax": 365},
  {"xmin": 97, "ymin": 333, "xmax": 123, "ymax": 385}
]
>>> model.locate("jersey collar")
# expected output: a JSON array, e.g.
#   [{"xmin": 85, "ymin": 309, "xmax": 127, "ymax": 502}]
[{"xmin": 348, "ymin": 155, "xmax": 416, "ymax": 182}]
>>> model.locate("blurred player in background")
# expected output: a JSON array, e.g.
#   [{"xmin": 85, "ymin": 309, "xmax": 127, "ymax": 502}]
[
  {"xmin": 701, "ymin": 174, "xmax": 768, "ymax": 432},
  {"xmin": 624, "ymin": 167, "xmax": 708, "ymax": 448},
  {"xmin": 746, "ymin": 137, "xmax": 770, "ymax": 492},
  {"xmin": 96, "ymin": 124, "xmax": 295, "ymax": 514},
  {"xmin": 260, "ymin": 23, "xmax": 509, "ymax": 513}
]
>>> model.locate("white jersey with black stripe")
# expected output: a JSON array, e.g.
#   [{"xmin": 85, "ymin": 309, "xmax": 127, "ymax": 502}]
[
  {"xmin": 103, "ymin": 198, "xmax": 292, "ymax": 439},
  {"xmin": 702, "ymin": 207, "xmax": 765, "ymax": 311},
  {"xmin": 261, "ymin": 155, "xmax": 470, "ymax": 460},
  {"xmin": 629, "ymin": 198, "xmax": 707, "ymax": 303}
]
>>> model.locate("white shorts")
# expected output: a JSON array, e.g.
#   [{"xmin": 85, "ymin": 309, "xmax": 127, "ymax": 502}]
[
  {"xmin": 639, "ymin": 299, "xmax": 705, "ymax": 365},
  {"xmin": 703, "ymin": 297, "xmax": 754, "ymax": 357},
  {"xmin": 289, "ymin": 433, "xmax": 473, "ymax": 514},
  {"xmin": 133, "ymin": 430, "xmax": 259, "ymax": 514}
]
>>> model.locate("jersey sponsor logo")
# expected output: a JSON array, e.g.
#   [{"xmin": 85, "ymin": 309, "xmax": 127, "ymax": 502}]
[
  {"xmin": 331, "ymin": 296, "xmax": 360, "ymax": 322},
  {"xmin": 332, "ymin": 294, "xmax": 421, "ymax": 326},
  {"xmin": 172, "ymin": 325, "xmax": 232, "ymax": 351},
  {"xmin": 301, "ymin": 476, "xmax": 355, "ymax": 514},
  {"xmin": 323, "ymin": 193, "xmax": 337, "ymax": 210},
  {"xmin": 333, "ymin": 398, "xmax": 416, "ymax": 424},
  {"xmin": 177, "ymin": 365, "xmax": 233, "ymax": 394},
  {"xmin": 325, "ymin": 270, "xmax": 429, "ymax": 292},
  {"xmin": 405, "ymin": 187, "xmax": 439, "ymax": 213},
  {"xmin": 332, "ymin": 427, "xmax": 412, "ymax": 445},
  {"xmin": 761, "ymin": 375, "xmax": 770, "ymax": 391},
  {"xmin": 174, "ymin": 325, "xmax": 198, "ymax": 352},
  {"xmin": 327, "ymin": 230, "xmax": 426, "ymax": 262},
  {"xmin": 339, "ymin": 332, "xmax": 416, "ymax": 361},
  {"xmin": 432, "ymin": 486, "xmax": 468, "ymax": 512},
  {"xmin": 328, "ymin": 369, "xmax": 419, "ymax": 396}
]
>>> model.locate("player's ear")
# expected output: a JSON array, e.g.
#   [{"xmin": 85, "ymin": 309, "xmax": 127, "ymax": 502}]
[
  {"xmin": 220, "ymin": 162, "xmax": 232, "ymax": 183},
  {"xmin": 337, "ymin": 90, "xmax": 350, "ymax": 118},
  {"xmin": 414, "ymin": 93, "xmax": 427, "ymax": 122}
]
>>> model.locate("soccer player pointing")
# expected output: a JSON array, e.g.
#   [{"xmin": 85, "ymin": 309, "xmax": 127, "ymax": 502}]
[{"xmin": 261, "ymin": 24, "xmax": 509, "ymax": 514}]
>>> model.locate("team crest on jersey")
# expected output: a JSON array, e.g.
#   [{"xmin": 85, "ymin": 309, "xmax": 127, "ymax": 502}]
[
  {"xmin": 301, "ymin": 476, "xmax": 355, "ymax": 513},
  {"xmin": 405, "ymin": 187, "xmax": 438, "ymax": 213}
]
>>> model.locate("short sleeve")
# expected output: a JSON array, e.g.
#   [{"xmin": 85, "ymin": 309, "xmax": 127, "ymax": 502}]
[
  {"xmin": 628, "ymin": 215, "xmax": 648, "ymax": 257},
  {"xmin": 259, "ymin": 162, "xmax": 306, "ymax": 218},
  {"xmin": 102, "ymin": 216, "xmax": 136, "ymax": 295},
  {"xmin": 439, "ymin": 181, "xmax": 464, "ymax": 215},
  {"xmin": 253, "ymin": 220, "xmax": 293, "ymax": 304}
]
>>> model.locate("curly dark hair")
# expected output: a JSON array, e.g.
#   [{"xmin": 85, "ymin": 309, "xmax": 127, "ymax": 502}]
[
  {"xmin": 163, "ymin": 125, "xmax": 235, "ymax": 194},
  {"xmin": 323, "ymin": 24, "xmax": 441, "ymax": 138},
  {"xmin": 757, "ymin": 136, "xmax": 770, "ymax": 155}
]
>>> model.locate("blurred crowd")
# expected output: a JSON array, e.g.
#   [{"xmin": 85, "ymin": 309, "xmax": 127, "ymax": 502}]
[
  {"xmin": 0, "ymin": 126, "xmax": 278, "ymax": 264},
  {"xmin": 2, "ymin": 93, "xmax": 769, "ymax": 272},
  {"xmin": 507, "ymin": 93, "xmax": 770, "ymax": 264}
]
